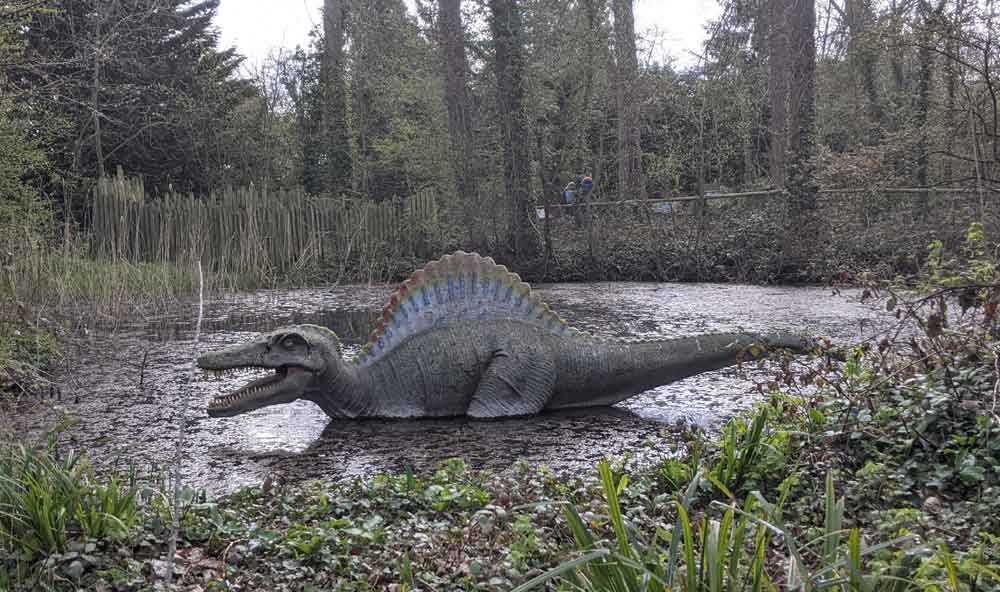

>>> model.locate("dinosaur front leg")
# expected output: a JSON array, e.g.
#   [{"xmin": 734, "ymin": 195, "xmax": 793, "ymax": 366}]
[{"xmin": 467, "ymin": 349, "xmax": 556, "ymax": 418}]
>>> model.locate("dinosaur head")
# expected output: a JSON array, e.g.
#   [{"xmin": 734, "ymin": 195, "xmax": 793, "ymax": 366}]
[{"xmin": 198, "ymin": 324, "xmax": 344, "ymax": 417}]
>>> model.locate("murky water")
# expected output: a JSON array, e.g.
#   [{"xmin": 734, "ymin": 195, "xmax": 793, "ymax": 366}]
[{"xmin": 13, "ymin": 283, "xmax": 887, "ymax": 495}]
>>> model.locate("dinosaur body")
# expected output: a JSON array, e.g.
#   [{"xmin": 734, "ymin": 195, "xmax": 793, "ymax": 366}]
[{"xmin": 199, "ymin": 252, "xmax": 811, "ymax": 419}]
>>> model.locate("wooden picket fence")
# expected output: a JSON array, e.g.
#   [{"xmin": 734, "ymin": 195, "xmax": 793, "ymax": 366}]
[{"xmin": 90, "ymin": 171, "xmax": 438, "ymax": 275}]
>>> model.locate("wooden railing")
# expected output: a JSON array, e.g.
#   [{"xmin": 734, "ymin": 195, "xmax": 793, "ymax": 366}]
[
  {"xmin": 538, "ymin": 186, "xmax": 996, "ymax": 229},
  {"xmin": 91, "ymin": 169, "xmax": 997, "ymax": 280}
]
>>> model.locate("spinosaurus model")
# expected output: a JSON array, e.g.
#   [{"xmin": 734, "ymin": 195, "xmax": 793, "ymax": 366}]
[{"xmin": 199, "ymin": 251, "xmax": 812, "ymax": 419}]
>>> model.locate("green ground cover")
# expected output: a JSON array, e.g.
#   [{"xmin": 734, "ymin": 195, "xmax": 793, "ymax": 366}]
[{"xmin": 1, "ymin": 273, "xmax": 997, "ymax": 590}]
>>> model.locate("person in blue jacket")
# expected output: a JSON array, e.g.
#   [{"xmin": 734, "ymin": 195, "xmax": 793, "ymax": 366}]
[{"xmin": 563, "ymin": 181, "xmax": 575, "ymax": 205}]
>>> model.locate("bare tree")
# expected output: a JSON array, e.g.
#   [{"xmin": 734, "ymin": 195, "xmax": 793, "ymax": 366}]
[
  {"xmin": 577, "ymin": 0, "xmax": 606, "ymax": 178},
  {"xmin": 768, "ymin": 0, "xmax": 791, "ymax": 185},
  {"xmin": 914, "ymin": 1, "xmax": 942, "ymax": 198},
  {"xmin": 844, "ymin": 0, "xmax": 883, "ymax": 140},
  {"xmin": 438, "ymin": 0, "xmax": 479, "ymax": 227},
  {"xmin": 323, "ymin": 0, "xmax": 352, "ymax": 192},
  {"xmin": 785, "ymin": 0, "xmax": 818, "ymax": 214},
  {"xmin": 611, "ymin": 0, "xmax": 644, "ymax": 200},
  {"xmin": 488, "ymin": 0, "xmax": 538, "ymax": 259},
  {"xmin": 90, "ymin": 1, "xmax": 105, "ymax": 178}
]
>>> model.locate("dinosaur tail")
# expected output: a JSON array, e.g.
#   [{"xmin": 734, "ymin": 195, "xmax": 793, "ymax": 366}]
[{"xmin": 550, "ymin": 332, "xmax": 811, "ymax": 408}]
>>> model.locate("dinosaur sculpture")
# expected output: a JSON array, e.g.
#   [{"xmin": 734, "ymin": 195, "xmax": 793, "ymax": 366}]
[{"xmin": 199, "ymin": 251, "xmax": 812, "ymax": 419}]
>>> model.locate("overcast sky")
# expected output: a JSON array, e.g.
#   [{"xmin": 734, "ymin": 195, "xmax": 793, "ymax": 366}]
[{"xmin": 216, "ymin": 0, "xmax": 722, "ymax": 69}]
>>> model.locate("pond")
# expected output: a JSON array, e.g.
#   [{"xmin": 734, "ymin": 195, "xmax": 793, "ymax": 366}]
[{"xmin": 13, "ymin": 282, "xmax": 887, "ymax": 496}]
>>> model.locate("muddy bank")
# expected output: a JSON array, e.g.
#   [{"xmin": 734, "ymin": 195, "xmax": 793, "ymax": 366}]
[{"xmin": 9, "ymin": 282, "xmax": 887, "ymax": 495}]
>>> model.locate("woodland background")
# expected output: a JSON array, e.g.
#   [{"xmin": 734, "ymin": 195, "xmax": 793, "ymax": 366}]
[{"xmin": 1, "ymin": 0, "xmax": 998, "ymax": 276}]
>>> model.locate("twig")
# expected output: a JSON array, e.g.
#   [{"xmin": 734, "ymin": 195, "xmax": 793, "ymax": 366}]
[
  {"xmin": 986, "ymin": 346, "xmax": 1000, "ymax": 472},
  {"xmin": 992, "ymin": 346, "xmax": 1000, "ymax": 423},
  {"xmin": 220, "ymin": 538, "xmax": 248, "ymax": 571},
  {"xmin": 138, "ymin": 346, "xmax": 150, "ymax": 389},
  {"xmin": 166, "ymin": 260, "xmax": 204, "ymax": 584},
  {"xmin": 896, "ymin": 283, "xmax": 1000, "ymax": 308}
]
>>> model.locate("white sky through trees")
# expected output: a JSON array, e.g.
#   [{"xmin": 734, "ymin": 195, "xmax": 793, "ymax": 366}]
[{"xmin": 216, "ymin": 0, "xmax": 723, "ymax": 70}]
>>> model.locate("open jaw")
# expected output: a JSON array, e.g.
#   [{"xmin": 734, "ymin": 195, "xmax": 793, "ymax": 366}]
[{"xmin": 206, "ymin": 365, "xmax": 313, "ymax": 417}]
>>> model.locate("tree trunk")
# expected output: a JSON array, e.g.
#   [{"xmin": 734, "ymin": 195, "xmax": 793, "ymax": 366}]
[
  {"xmin": 322, "ymin": 0, "xmax": 352, "ymax": 193},
  {"xmin": 767, "ymin": 0, "xmax": 790, "ymax": 186},
  {"xmin": 352, "ymin": 1, "xmax": 373, "ymax": 196},
  {"xmin": 578, "ymin": 0, "xmax": 607, "ymax": 195},
  {"xmin": 539, "ymin": 78, "xmax": 577, "ymax": 203},
  {"xmin": 438, "ymin": 0, "xmax": 479, "ymax": 234},
  {"xmin": 350, "ymin": 0, "xmax": 406, "ymax": 199},
  {"xmin": 92, "ymin": 7, "xmax": 105, "ymax": 178},
  {"xmin": 887, "ymin": 0, "xmax": 910, "ymax": 131},
  {"xmin": 611, "ymin": 0, "xmax": 644, "ymax": 200},
  {"xmin": 785, "ymin": 0, "xmax": 818, "ymax": 216},
  {"xmin": 943, "ymin": 0, "xmax": 963, "ymax": 183},
  {"xmin": 845, "ymin": 0, "xmax": 882, "ymax": 141},
  {"xmin": 489, "ymin": 0, "xmax": 538, "ymax": 259},
  {"xmin": 915, "ymin": 0, "xmax": 934, "ymax": 198}
]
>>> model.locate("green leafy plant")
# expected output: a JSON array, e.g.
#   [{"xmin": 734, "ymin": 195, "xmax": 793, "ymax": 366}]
[
  {"xmin": 707, "ymin": 408, "xmax": 790, "ymax": 498},
  {"xmin": 513, "ymin": 460, "xmax": 975, "ymax": 592},
  {"xmin": 0, "ymin": 443, "xmax": 138, "ymax": 559}
]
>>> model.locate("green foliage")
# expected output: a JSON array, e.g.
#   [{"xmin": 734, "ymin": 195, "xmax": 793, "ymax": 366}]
[
  {"xmin": 509, "ymin": 513, "xmax": 542, "ymax": 570},
  {"xmin": 0, "ymin": 321, "xmax": 60, "ymax": 397},
  {"xmin": 14, "ymin": 0, "xmax": 252, "ymax": 193},
  {"xmin": 0, "ymin": 3, "xmax": 56, "ymax": 269},
  {"xmin": 923, "ymin": 223, "xmax": 999, "ymax": 287},
  {"xmin": 515, "ymin": 460, "xmax": 948, "ymax": 592},
  {"xmin": 0, "ymin": 324, "xmax": 59, "ymax": 372},
  {"xmin": 0, "ymin": 107, "xmax": 52, "ymax": 253},
  {"xmin": 707, "ymin": 408, "xmax": 789, "ymax": 497},
  {"xmin": 0, "ymin": 442, "xmax": 138, "ymax": 559},
  {"xmin": 867, "ymin": 363, "xmax": 998, "ymax": 495},
  {"xmin": 798, "ymin": 238, "xmax": 1000, "ymax": 539},
  {"xmin": 0, "ymin": 2, "xmax": 55, "ymax": 182}
]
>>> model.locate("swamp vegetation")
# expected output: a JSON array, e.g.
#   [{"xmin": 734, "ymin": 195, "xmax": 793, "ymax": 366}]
[
  {"xmin": 0, "ymin": 234, "xmax": 998, "ymax": 590},
  {"xmin": 3, "ymin": 223, "xmax": 1000, "ymax": 581}
]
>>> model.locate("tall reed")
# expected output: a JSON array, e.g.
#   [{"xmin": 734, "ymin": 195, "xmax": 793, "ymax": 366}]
[{"xmin": 90, "ymin": 169, "xmax": 440, "ymax": 285}]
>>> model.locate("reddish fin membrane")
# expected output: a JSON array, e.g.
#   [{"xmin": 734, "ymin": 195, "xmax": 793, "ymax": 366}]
[{"xmin": 354, "ymin": 251, "xmax": 582, "ymax": 366}]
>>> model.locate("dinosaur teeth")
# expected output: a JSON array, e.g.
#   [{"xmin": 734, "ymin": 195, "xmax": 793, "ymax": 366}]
[{"xmin": 207, "ymin": 365, "xmax": 304, "ymax": 414}]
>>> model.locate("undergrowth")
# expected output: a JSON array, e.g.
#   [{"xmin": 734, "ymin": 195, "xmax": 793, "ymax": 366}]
[
  {"xmin": 2, "ymin": 261, "xmax": 998, "ymax": 590},
  {"xmin": 512, "ymin": 239, "xmax": 1000, "ymax": 590},
  {"xmin": 1, "ymin": 223, "xmax": 997, "ymax": 589}
]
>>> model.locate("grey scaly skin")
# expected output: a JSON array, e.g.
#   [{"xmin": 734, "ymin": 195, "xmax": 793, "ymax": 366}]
[{"xmin": 199, "ymin": 321, "xmax": 812, "ymax": 419}]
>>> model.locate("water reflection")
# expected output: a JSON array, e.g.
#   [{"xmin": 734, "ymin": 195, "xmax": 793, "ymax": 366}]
[{"xmin": 13, "ymin": 282, "xmax": 886, "ymax": 495}]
